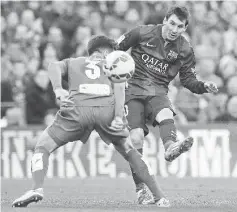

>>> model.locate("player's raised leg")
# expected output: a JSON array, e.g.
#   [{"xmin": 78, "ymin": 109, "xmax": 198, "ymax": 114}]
[
  {"xmin": 113, "ymin": 137, "xmax": 170, "ymax": 207},
  {"xmin": 12, "ymin": 129, "xmax": 58, "ymax": 207},
  {"xmin": 155, "ymin": 108, "xmax": 194, "ymax": 162}
]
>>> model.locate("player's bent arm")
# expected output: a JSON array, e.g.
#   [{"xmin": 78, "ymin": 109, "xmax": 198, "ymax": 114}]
[
  {"xmin": 179, "ymin": 46, "xmax": 207, "ymax": 94},
  {"xmin": 179, "ymin": 65, "xmax": 207, "ymax": 94},
  {"xmin": 113, "ymin": 82, "xmax": 126, "ymax": 118},
  {"xmin": 48, "ymin": 60, "xmax": 68, "ymax": 90}
]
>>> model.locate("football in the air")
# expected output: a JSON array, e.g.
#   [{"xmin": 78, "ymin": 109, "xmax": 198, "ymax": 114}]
[{"xmin": 103, "ymin": 51, "xmax": 135, "ymax": 83}]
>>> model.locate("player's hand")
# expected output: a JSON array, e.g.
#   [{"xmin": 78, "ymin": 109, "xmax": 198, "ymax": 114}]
[
  {"xmin": 54, "ymin": 88, "xmax": 73, "ymax": 106},
  {"xmin": 110, "ymin": 116, "xmax": 126, "ymax": 131},
  {"xmin": 204, "ymin": 82, "xmax": 218, "ymax": 94},
  {"xmin": 54, "ymin": 88, "xmax": 69, "ymax": 100}
]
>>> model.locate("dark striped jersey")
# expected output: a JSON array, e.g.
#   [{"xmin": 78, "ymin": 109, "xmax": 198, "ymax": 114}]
[
  {"xmin": 62, "ymin": 56, "xmax": 115, "ymax": 106},
  {"xmin": 117, "ymin": 24, "xmax": 207, "ymax": 95}
]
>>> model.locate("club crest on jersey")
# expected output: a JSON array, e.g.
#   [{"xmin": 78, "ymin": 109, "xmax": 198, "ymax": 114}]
[{"xmin": 166, "ymin": 50, "xmax": 178, "ymax": 63}]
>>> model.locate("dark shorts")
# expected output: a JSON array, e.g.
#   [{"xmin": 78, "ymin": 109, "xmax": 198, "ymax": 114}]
[
  {"xmin": 125, "ymin": 94, "xmax": 175, "ymax": 136},
  {"xmin": 47, "ymin": 105, "xmax": 129, "ymax": 147}
]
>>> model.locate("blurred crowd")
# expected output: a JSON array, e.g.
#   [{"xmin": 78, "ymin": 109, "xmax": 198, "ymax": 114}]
[{"xmin": 1, "ymin": 1, "xmax": 237, "ymax": 127}]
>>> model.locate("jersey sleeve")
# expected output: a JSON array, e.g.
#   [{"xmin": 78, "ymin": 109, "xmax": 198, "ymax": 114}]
[
  {"xmin": 60, "ymin": 58, "xmax": 71, "ymax": 75},
  {"xmin": 179, "ymin": 45, "xmax": 207, "ymax": 94},
  {"xmin": 116, "ymin": 26, "xmax": 141, "ymax": 51}
]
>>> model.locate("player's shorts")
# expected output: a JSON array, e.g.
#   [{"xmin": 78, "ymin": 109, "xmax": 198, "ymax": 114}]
[
  {"xmin": 47, "ymin": 105, "xmax": 129, "ymax": 147},
  {"xmin": 125, "ymin": 94, "xmax": 176, "ymax": 136}
]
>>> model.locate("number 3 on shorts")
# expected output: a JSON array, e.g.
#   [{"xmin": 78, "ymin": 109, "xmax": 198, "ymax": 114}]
[{"xmin": 85, "ymin": 62, "xmax": 100, "ymax": 79}]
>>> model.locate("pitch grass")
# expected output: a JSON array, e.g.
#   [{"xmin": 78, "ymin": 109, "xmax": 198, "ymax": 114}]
[{"xmin": 1, "ymin": 177, "xmax": 237, "ymax": 212}]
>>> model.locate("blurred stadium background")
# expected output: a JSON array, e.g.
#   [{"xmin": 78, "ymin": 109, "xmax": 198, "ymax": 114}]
[
  {"xmin": 1, "ymin": 1, "xmax": 237, "ymax": 211},
  {"xmin": 1, "ymin": 0, "xmax": 237, "ymax": 126}
]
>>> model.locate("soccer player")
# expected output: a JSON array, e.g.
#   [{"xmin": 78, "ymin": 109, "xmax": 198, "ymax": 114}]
[
  {"xmin": 12, "ymin": 35, "xmax": 170, "ymax": 208},
  {"xmin": 116, "ymin": 6, "xmax": 218, "ymax": 204}
]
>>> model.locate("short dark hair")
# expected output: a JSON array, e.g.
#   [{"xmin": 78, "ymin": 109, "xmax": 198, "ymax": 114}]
[
  {"xmin": 165, "ymin": 6, "xmax": 190, "ymax": 26},
  {"xmin": 87, "ymin": 35, "xmax": 116, "ymax": 56}
]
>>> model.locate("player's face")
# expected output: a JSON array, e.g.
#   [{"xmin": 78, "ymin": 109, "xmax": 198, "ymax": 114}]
[{"xmin": 163, "ymin": 14, "xmax": 187, "ymax": 41}]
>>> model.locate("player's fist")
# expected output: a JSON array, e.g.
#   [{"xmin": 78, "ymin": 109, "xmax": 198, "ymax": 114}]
[
  {"xmin": 54, "ymin": 88, "xmax": 69, "ymax": 101},
  {"xmin": 204, "ymin": 82, "xmax": 218, "ymax": 94},
  {"xmin": 54, "ymin": 88, "xmax": 73, "ymax": 107},
  {"xmin": 110, "ymin": 116, "xmax": 127, "ymax": 132}
]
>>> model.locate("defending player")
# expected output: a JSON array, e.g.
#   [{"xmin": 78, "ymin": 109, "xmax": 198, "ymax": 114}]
[
  {"xmin": 116, "ymin": 6, "xmax": 218, "ymax": 204},
  {"xmin": 12, "ymin": 35, "xmax": 170, "ymax": 208}
]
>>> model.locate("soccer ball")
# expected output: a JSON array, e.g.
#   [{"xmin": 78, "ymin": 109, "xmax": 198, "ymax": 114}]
[{"xmin": 103, "ymin": 51, "xmax": 135, "ymax": 83}]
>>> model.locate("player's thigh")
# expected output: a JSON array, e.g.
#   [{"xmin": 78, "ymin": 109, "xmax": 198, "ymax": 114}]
[
  {"xmin": 95, "ymin": 106, "xmax": 129, "ymax": 145},
  {"xmin": 125, "ymin": 95, "xmax": 149, "ymax": 136},
  {"xmin": 146, "ymin": 95, "xmax": 176, "ymax": 126},
  {"xmin": 47, "ymin": 107, "xmax": 92, "ymax": 147}
]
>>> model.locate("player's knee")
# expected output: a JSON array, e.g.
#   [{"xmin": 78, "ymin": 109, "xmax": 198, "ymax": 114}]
[
  {"xmin": 156, "ymin": 108, "xmax": 174, "ymax": 123},
  {"xmin": 35, "ymin": 129, "xmax": 58, "ymax": 153},
  {"xmin": 130, "ymin": 128, "xmax": 144, "ymax": 149},
  {"xmin": 113, "ymin": 138, "xmax": 133, "ymax": 160}
]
